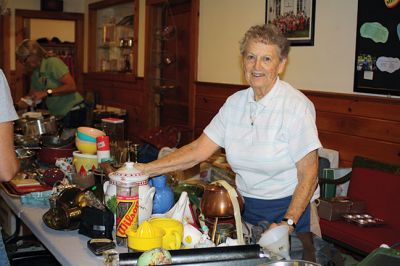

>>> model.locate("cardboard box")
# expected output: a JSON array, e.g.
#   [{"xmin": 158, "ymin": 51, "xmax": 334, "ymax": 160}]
[
  {"xmin": 318, "ymin": 198, "xmax": 352, "ymax": 221},
  {"xmin": 318, "ymin": 198, "xmax": 367, "ymax": 221}
]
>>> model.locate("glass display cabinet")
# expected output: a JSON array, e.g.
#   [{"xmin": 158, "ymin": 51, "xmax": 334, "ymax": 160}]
[{"xmin": 88, "ymin": 0, "xmax": 138, "ymax": 75}]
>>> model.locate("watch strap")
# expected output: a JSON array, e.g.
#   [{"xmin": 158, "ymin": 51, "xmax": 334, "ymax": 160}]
[{"xmin": 282, "ymin": 217, "xmax": 296, "ymax": 229}]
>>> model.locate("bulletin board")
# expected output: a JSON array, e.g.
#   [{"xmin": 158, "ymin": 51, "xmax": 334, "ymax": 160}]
[{"xmin": 353, "ymin": 0, "xmax": 400, "ymax": 96}]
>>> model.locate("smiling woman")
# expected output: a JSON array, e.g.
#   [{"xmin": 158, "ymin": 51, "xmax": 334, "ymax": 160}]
[{"xmin": 134, "ymin": 23, "xmax": 322, "ymax": 262}]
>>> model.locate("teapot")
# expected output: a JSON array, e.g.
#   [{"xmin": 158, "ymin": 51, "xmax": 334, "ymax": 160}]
[{"xmin": 104, "ymin": 162, "xmax": 155, "ymax": 224}]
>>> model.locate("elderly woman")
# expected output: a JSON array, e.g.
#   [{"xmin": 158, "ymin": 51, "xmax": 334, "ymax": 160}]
[
  {"xmin": 15, "ymin": 39, "xmax": 85, "ymax": 128},
  {"xmin": 136, "ymin": 24, "xmax": 320, "ymax": 260}
]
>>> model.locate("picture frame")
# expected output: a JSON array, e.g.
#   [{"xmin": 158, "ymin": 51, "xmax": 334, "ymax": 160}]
[{"xmin": 265, "ymin": 0, "xmax": 316, "ymax": 46}]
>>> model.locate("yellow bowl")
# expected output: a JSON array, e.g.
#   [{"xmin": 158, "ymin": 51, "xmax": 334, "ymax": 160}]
[
  {"xmin": 75, "ymin": 137, "xmax": 97, "ymax": 154},
  {"xmin": 127, "ymin": 221, "xmax": 165, "ymax": 251},
  {"xmin": 77, "ymin": 127, "xmax": 105, "ymax": 139}
]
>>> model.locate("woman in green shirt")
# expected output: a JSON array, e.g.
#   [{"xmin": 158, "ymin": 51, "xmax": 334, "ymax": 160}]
[{"xmin": 16, "ymin": 39, "xmax": 85, "ymax": 128}]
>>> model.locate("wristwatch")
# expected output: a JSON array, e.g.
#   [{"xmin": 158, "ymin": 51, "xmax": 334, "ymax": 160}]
[
  {"xmin": 282, "ymin": 218, "xmax": 296, "ymax": 229},
  {"xmin": 46, "ymin": 89, "xmax": 53, "ymax": 97}
]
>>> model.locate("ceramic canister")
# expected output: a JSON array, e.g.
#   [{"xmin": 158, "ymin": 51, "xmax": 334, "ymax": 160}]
[
  {"xmin": 72, "ymin": 151, "xmax": 98, "ymax": 177},
  {"xmin": 106, "ymin": 162, "xmax": 155, "ymax": 224}
]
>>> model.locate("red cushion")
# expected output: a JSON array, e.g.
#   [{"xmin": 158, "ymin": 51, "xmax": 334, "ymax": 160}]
[
  {"xmin": 320, "ymin": 219, "xmax": 400, "ymax": 254},
  {"xmin": 347, "ymin": 167, "xmax": 400, "ymax": 227},
  {"xmin": 320, "ymin": 167, "xmax": 400, "ymax": 254}
]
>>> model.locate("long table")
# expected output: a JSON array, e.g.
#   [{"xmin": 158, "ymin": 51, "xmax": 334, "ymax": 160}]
[{"xmin": 0, "ymin": 188, "xmax": 126, "ymax": 266}]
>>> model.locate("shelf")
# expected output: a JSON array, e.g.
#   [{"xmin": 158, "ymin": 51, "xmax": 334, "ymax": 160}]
[{"xmin": 89, "ymin": 0, "xmax": 138, "ymax": 75}]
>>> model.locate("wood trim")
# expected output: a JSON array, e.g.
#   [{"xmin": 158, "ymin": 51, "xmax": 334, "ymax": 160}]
[
  {"xmin": 84, "ymin": 72, "xmax": 137, "ymax": 82},
  {"xmin": 88, "ymin": 0, "xmax": 133, "ymax": 9},
  {"xmin": 187, "ymin": 0, "xmax": 199, "ymax": 138},
  {"xmin": 194, "ymin": 82, "xmax": 400, "ymax": 167},
  {"xmin": 15, "ymin": 9, "xmax": 84, "ymax": 20}
]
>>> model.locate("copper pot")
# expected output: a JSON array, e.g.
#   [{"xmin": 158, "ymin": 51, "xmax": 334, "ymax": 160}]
[{"xmin": 200, "ymin": 183, "xmax": 244, "ymax": 218}]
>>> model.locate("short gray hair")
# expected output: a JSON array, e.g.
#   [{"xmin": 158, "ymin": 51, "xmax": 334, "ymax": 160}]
[
  {"xmin": 15, "ymin": 39, "xmax": 51, "ymax": 62},
  {"xmin": 239, "ymin": 24, "xmax": 290, "ymax": 60}
]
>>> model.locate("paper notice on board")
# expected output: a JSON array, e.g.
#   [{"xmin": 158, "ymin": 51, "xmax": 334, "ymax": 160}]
[
  {"xmin": 363, "ymin": 71, "xmax": 373, "ymax": 80},
  {"xmin": 360, "ymin": 22, "xmax": 389, "ymax": 43},
  {"xmin": 376, "ymin": 56, "xmax": 400, "ymax": 73}
]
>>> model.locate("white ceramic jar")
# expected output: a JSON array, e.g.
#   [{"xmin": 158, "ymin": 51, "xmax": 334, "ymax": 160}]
[{"xmin": 104, "ymin": 162, "xmax": 155, "ymax": 224}]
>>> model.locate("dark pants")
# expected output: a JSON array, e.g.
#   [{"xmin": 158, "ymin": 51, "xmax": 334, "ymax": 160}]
[
  {"xmin": 243, "ymin": 195, "xmax": 311, "ymax": 232},
  {"xmin": 62, "ymin": 105, "xmax": 87, "ymax": 128}
]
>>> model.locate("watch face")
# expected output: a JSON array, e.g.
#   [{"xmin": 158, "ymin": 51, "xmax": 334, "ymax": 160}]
[{"xmin": 287, "ymin": 219, "xmax": 294, "ymax": 225}]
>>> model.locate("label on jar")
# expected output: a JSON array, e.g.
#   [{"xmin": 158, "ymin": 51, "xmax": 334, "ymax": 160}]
[{"xmin": 116, "ymin": 195, "xmax": 139, "ymax": 243}]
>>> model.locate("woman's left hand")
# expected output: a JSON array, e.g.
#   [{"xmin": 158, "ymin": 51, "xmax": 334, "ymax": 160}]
[{"xmin": 30, "ymin": 90, "xmax": 47, "ymax": 102}]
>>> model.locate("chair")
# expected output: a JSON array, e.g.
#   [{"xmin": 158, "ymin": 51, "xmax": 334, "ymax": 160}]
[{"xmin": 318, "ymin": 156, "xmax": 400, "ymax": 255}]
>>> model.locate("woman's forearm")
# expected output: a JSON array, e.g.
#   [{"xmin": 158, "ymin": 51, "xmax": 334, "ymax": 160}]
[
  {"xmin": 50, "ymin": 72, "xmax": 77, "ymax": 95},
  {"xmin": 0, "ymin": 122, "xmax": 19, "ymax": 181},
  {"xmin": 284, "ymin": 150, "xmax": 318, "ymax": 223},
  {"xmin": 137, "ymin": 133, "xmax": 220, "ymax": 177}
]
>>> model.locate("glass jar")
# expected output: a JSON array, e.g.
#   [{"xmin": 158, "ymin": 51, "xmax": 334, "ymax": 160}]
[{"xmin": 116, "ymin": 180, "xmax": 139, "ymax": 247}]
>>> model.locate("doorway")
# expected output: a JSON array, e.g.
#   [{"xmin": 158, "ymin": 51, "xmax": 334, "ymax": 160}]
[{"xmin": 14, "ymin": 9, "xmax": 84, "ymax": 101}]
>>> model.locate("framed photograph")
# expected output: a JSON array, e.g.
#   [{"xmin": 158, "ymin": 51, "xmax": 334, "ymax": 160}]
[{"xmin": 265, "ymin": 0, "xmax": 316, "ymax": 46}]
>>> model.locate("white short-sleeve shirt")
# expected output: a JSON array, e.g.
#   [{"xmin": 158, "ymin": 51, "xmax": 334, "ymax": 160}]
[
  {"xmin": 204, "ymin": 78, "xmax": 321, "ymax": 199},
  {"xmin": 0, "ymin": 69, "xmax": 18, "ymax": 123}
]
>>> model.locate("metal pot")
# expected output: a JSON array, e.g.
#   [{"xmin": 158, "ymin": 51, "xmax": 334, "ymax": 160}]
[
  {"xmin": 201, "ymin": 183, "xmax": 244, "ymax": 218},
  {"xmin": 41, "ymin": 134, "xmax": 74, "ymax": 148},
  {"xmin": 19, "ymin": 116, "xmax": 58, "ymax": 137},
  {"xmin": 15, "ymin": 148, "xmax": 36, "ymax": 170}
]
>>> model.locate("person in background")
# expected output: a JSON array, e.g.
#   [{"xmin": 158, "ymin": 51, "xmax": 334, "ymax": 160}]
[
  {"xmin": 15, "ymin": 39, "xmax": 86, "ymax": 128},
  {"xmin": 135, "ymin": 24, "xmax": 321, "ymax": 261},
  {"xmin": 0, "ymin": 69, "xmax": 20, "ymax": 266}
]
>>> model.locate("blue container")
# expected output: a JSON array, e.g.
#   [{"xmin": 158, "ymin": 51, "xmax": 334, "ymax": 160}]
[{"xmin": 150, "ymin": 175, "xmax": 174, "ymax": 214}]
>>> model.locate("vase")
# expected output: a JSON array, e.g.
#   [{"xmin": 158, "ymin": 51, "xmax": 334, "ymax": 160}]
[{"xmin": 150, "ymin": 175, "xmax": 174, "ymax": 214}]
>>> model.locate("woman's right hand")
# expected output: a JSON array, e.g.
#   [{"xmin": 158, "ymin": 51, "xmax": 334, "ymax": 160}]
[{"xmin": 133, "ymin": 163, "xmax": 146, "ymax": 174}]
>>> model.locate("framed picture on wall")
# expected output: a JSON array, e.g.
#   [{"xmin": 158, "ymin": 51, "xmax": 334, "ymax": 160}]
[{"xmin": 265, "ymin": 0, "xmax": 316, "ymax": 46}]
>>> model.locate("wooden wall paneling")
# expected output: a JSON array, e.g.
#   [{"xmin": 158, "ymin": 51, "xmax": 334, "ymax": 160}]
[
  {"xmin": 304, "ymin": 91, "xmax": 400, "ymax": 166},
  {"xmin": 316, "ymin": 111, "xmax": 400, "ymax": 143},
  {"xmin": 306, "ymin": 92, "xmax": 400, "ymax": 121},
  {"xmin": 319, "ymin": 131, "xmax": 400, "ymax": 167},
  {"xmin": 83, "ymin": 75, "xmax": 146, "ymax": 140}
]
